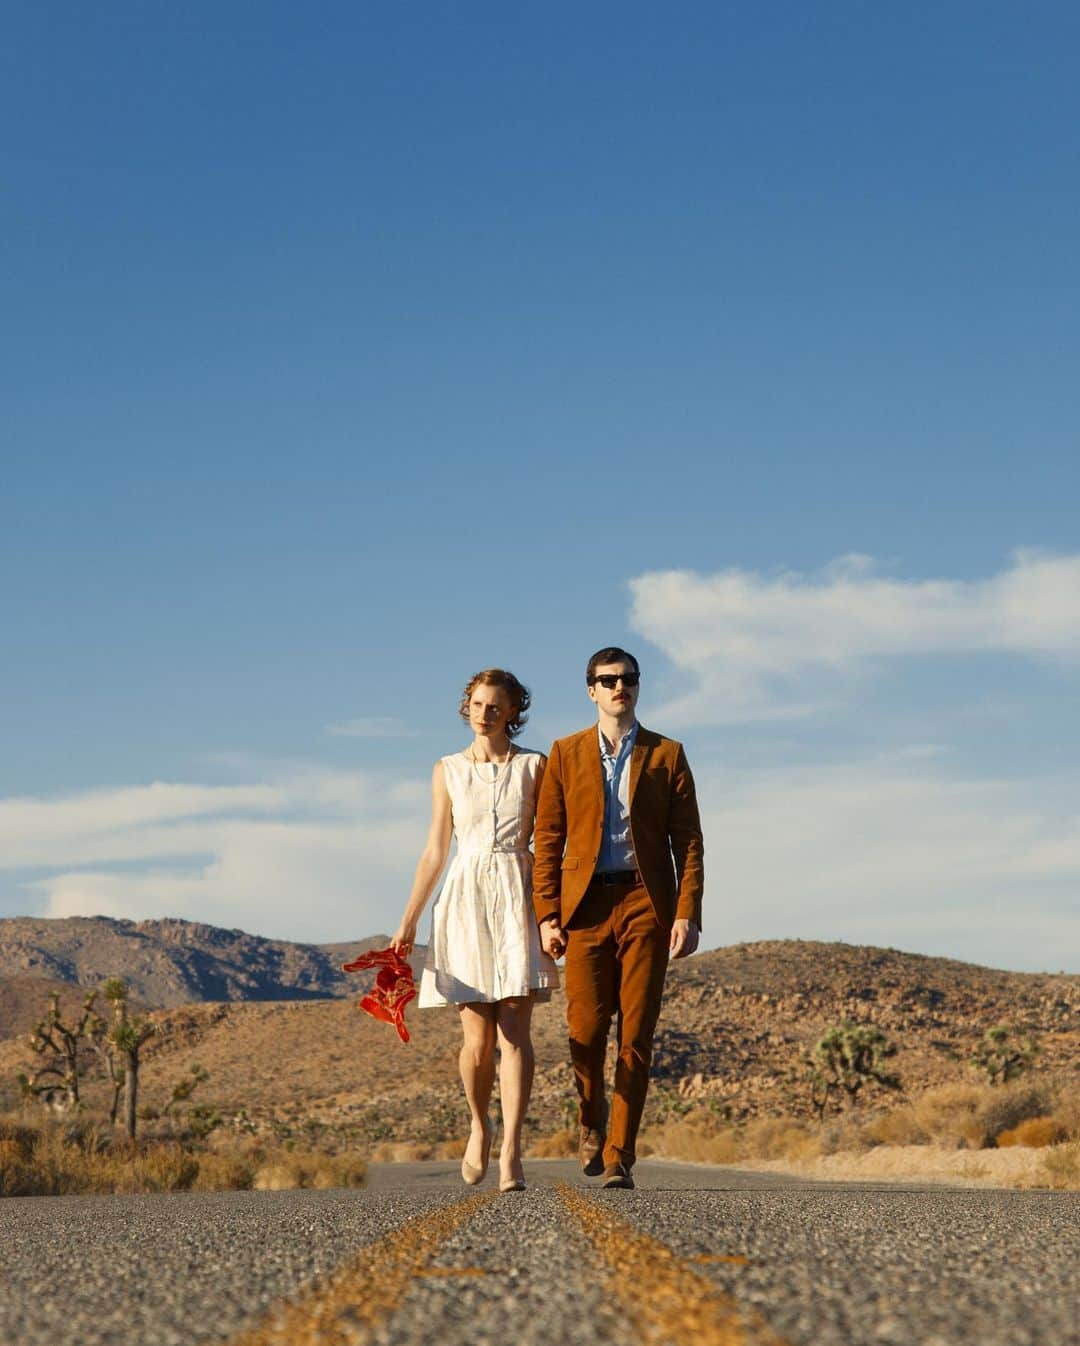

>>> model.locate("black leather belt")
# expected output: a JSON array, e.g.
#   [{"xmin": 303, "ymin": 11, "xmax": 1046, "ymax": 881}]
[{"xmin": 593, "ymin": 870, "xmax": 641, "ymax": 887}]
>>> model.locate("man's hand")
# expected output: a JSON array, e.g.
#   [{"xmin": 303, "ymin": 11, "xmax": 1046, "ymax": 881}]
[
  {"xmin": 540, "ymin": 919, "xmax": 567, "ymax": 960},
  {"xmin": 669, "ymin": 918, "xmax": 699, "ymax": 960}
]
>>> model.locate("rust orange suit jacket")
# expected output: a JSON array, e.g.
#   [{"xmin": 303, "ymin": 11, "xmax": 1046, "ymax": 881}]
[{"xmin": 532, "ymin": 724, "xmax": 704, "ymax": 931}]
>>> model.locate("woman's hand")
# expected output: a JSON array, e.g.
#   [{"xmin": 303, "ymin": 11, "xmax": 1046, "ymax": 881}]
[
  {"xmin": 390, "ymin": 918, "xmax": 418, "ymax": 957},
  {"xmin": 540, "ymin": 918, "xmax": 566, "ymax": 960}
]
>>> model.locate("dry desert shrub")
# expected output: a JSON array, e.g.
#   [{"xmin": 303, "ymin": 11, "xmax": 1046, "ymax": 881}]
[
  {"xmin": 639, "ymin": 1121, "xmax": 741, "ymax": 1164},
  {"xmin": 433, "ymin": 1138, "xmax": 467, "ymax": 1160},
  {"xmin": 0, "ymin": 1135, "xmax": 36, "ymax": 1197},
  {"xmin": 0, "ymin": 1118, "xmax": 39, "ymax": 1155},
  {"xmin": 996, "ymin": 1116, "xmax": 1068, "ymax": 1148},
  {"xmin": 910, "ymin": 1082, "xmax": 986, "ymax": 1148},
  {"xmin": 976, "ymin": 1085, "xmax": 1054, "ymax": 1147},
  {"xmin": 844, "ymin": 1080, "xmax": 1078, "ymax": 1155},
  {"xmin": 528, "ymin": 1128, "xmax": 577, "ymax": 1159},
  {"xmin": 368, "ymin": 1140, "xmax": 433, "ymax": 1162},
  {"xmin": 640, "ymin": 1113, "xmax": 821, "ymax": 1165},
  {"xmin": 862, "ymin": 1105, "xmax": 930, "ymax": 1147},
  {"xmin": 1047, "ymin": 1087, "xmax": 1080, "ymax": 1139},
  {"xmin": 111, "ymin": 1143, "xmax": 200, "ymax": 1195},
  {"xmin": 0, "ymin": 1136, "xmax": 23, "ymax": 1167},
  {"xmin": 1041, "ymin": 1141, "xmax": 1080, "ymax": 1190},
  {"xmin": 741, "ymin": 1117, "xmax": 823, "ymax": 1162},
  {"xmin": 0, "ymin": 1111, "xmax": 363, "ymax": 1196},
  {"xmin": 252, "ymin": 1162, "xmax": 300, "ymax": 1191},
  {"xmin": 8, "ymin": 1127, "xmax": 198, "ymax": 1196},
  {"xmin": 907, "ymin": 1082, "xmax": 1054, "ymax": 1149},
  {"xmin": 191, "ymin": 1151, "xmax": 255, "ymax": 1191},
  {"xmin": 252, "ymin": 1150, "xmax": 367, "ymax": 1190},
  {"xmin": 312, "ymin": 1153, "xmax": 369, "ymax": 1188}
]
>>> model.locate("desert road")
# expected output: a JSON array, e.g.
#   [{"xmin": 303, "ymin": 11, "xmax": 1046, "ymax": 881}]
[{"xmin": 1, "ymin": 1160, "xmax": 1077, "ymax": 1346}]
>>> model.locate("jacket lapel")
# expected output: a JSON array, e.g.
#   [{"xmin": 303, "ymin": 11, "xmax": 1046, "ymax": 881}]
[
  {"xmin": 577, "ymin": 725, "xmax": 604, "ymax": 802},
  {"xmin": 628, "ymin": 725, "xmax": 653, "ymax": 806}
]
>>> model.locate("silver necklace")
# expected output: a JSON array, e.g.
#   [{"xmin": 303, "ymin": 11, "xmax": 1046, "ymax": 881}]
[
  {"xmin": 468, "ymin": 745, "xmax": 515, "ymax": 840},
  {"xmin": 468, "ymin": 744, "xmax": 515, "ymax": 773}
]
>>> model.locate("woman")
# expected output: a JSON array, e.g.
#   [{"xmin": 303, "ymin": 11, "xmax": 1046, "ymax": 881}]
[{"xmin": 390, "ymin": 668, "xmax": 558, "ymax": 1192}]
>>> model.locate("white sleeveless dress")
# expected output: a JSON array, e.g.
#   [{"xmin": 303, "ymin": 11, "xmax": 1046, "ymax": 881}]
[{"xmin": 418, "ymin": 749, "xmax": 560, "ymax": 1006}]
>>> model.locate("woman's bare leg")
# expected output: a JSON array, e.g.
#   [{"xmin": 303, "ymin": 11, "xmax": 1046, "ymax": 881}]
[
  {"xmin": 495, "ymin": 995, "xmax": 535, "ymax": 1182},
  {"xmin": 458, "ymin": 1003, "xmax": 497, "ymax": 1170}
]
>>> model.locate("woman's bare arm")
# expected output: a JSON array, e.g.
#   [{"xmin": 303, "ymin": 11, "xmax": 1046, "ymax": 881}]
[{"xmin": 390, "ymin": 761, "xmax": 453, "ymax": 955}]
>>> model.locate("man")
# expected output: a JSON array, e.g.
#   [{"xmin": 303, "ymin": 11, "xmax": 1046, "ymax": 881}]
[{"xmin": 533, "ymin": 647, "xmax": 704, "ymax": 1189}]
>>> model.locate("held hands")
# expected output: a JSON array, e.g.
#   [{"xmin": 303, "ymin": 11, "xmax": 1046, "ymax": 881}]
[
  {"xmin": 390, "ymin": 918, "xmax": 418, "ymax": 958},
  {"xmin": 669, "ymin": 918, "xmax": 699, "ymax": 960},
  {"xmin": 540, "ymin": 919, "xmax": 567, "ymax": 960}
]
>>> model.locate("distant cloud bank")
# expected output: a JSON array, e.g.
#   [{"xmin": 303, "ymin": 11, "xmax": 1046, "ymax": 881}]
[
  {"xmin": 630, "ymin": 550, "xmax": 1080, "ymax": 724},
  {"xmin": 0, "ymin": 769, "xmax": 428, "ymax": 942},
  {"xmin": 3, "ymin": 551, "xmax": 1079, "ymax": 970}
]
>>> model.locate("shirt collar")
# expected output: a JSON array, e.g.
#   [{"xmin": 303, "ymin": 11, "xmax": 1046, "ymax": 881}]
[{"xmin": 598, "ymin": 719, "xmax": 639, "ymax": 759}]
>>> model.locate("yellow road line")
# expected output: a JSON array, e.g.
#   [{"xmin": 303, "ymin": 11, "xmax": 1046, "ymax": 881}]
[
  {"xmin": 692, "ymin": 1254, "xmax": 751, "ymax": 1266},
  {"xmin": 556, "ymin": 1184, "xmax": 790, "ymax": 1346},
  {"xmin": 223, "ymin": 1192, "xmax": 493, "ymax": 1346},
  {"xmin": 416, "ymin": 1266, "xmax": 490, "ymax": 1278}
]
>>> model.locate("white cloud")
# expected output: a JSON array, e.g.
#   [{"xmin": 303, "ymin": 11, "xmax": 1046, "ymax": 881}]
[
  {"xmin": 4, "ymin": 768, "xmax": 429, "ymax": 943},
  {"xmin": 694, "ymin": 757, "xmax": 1080, "ymax": 971},
  {"xmin": 630, "ymin": 550, "xmax": 1080, "ymax": 724},
  {"xmin": 7, "ymin": 548, "xmax": 1080, "ymax": 972},
  {"xmin": 0, "ymin": 783, "xmax": 284, "ymax": 868},
  {"xmin": 621, "ymin": 550, "xmax": 1080, "ymax": 967},
  {"xmin": 3, "ymin": 754, "xmax": 1078, "ymax": 970}
]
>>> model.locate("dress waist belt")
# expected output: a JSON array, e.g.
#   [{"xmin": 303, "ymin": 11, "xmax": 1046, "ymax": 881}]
[{"xmin": 457, "ymin": 845, "xmax": 531, "ymax": 856}]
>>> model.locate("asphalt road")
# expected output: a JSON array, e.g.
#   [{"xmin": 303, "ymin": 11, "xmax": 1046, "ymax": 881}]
[{"xmin": 1, "ymin": 1160, "xmax": 1077, "ymax": 1346}]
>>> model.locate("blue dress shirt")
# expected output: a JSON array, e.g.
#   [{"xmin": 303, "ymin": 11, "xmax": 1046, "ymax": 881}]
[{"xmin": 597, "ymin": 720, "xmax": 638, "ymax": 872}]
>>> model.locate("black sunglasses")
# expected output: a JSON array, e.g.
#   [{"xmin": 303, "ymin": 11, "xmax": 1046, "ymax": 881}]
[{"xmin": 590, "ymin": 672, "xmax": 640, "ymax": 689}]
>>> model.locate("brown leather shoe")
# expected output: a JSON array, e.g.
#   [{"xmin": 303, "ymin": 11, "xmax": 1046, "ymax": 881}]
[
  {"xmin": 602, "ymin": 1162, "xmax": 634, "ymax": 1189},
  {"xmin": 579, "ymin": 1126, "xmax": 605, "ymax": 1177}
]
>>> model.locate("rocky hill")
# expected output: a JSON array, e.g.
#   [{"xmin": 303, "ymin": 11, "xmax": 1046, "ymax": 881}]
[
  {"xmin": 2, "ymin": 930, "xmax": 1075, "ymax": 1138},
  {"xmin": 647, "ymin": 940, "xmax": 1078, "ymax": 1120},
  {"xmin": 0, "ymin": 975, "xmax": 99, "ymax": 1042},
  {"xmin": 0, "ymin": 916, "xmax": 384, "ymax": 1009}
]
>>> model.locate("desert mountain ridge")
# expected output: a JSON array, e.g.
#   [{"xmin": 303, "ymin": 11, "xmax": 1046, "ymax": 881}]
[
  {"xmin": 1, "ymin": 914, "xmax": 1076, "ymax": 1024},
  {"xmin": 0, "ymin": 915, "xmax": 387, "ymax": 1021},
  {"xmin": 1, "ymin": 917, "xmax": 1076, "ymax": 1134}
]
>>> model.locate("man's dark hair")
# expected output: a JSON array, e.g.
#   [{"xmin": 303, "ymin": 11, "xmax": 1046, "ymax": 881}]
[{"xmin": 586, "ymin": 647, "xmax": 640, "ymax": 684}]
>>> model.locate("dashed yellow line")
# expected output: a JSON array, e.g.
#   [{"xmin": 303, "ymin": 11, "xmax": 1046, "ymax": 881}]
[
  {"xmin": 556, "ymin": 1183, "xmax": 790, "ymax": 1346},
  {"xmin": 223, "ymin": 1192, "xmax": 493, "ymax": 1346},
  {"xmin": 416, "ymin": 1266, "xmax": 490, "ymax": 1278}
]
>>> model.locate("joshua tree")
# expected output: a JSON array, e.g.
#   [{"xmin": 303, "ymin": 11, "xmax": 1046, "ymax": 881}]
[
  {"xmin": 970, "ymin": 1025, "xmax": 1038, "ymax": 1086},
  {"xmin": 18, "ymin": 990, "xmax": 99, "ymax": 1112},
  {"xmin": 162, "ymin": 1063, "xmax": 210, "ymax": 1119},
  {"xmin": 808, "ymin": 1022, "xmax": 901, "ymax": 1120},
  {"xmin": 102, "ymin": 978, "xmax": 156, "ymax": 1139},
  {"xmin": 85, "ymin": 1005, "xmax": 123, "ymax": 1125}
]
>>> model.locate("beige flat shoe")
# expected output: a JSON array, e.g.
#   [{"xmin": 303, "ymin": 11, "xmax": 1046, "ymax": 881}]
[{"xmin": 461, "ymin": 1118, "xmax": 493, "ymax": 1186}]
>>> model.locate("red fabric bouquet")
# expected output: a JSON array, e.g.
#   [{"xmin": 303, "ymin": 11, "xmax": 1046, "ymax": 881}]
[{"xmin": 342, "ymin": 947, "xmax": 416, "ymax": 1044}]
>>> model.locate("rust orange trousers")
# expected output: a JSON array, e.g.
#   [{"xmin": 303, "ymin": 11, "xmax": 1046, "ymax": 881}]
[{"xmin": 564, "ymin": 878, "xmax": 669, "ymax": 1168}]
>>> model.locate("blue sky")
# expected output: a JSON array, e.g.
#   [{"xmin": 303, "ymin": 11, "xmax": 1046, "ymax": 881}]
[{"xmin": 3, "ymin": 3, "xmax": 1079, "ymax": 970}]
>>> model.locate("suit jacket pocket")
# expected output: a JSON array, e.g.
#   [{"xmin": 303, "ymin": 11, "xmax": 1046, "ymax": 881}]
[{"xmin": 561, "ymin": 857, "xmax": 580, "ymax": 870}]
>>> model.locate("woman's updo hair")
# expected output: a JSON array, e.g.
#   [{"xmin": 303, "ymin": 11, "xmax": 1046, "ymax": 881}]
[{"xmin": 458, "ymin": 669, "xmax": 531, "ymax": 740}]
